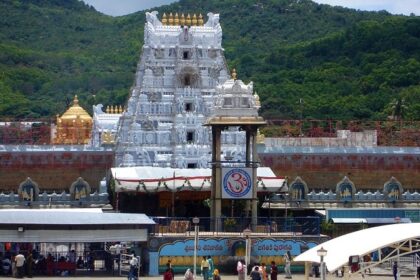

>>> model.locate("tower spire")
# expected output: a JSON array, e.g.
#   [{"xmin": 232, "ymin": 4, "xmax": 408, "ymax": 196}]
[{"xmin": 231, "ymin": 69, "xmax": 237, "ymax": 80}]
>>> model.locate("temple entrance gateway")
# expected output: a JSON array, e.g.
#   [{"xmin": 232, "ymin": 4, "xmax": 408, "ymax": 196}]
[{"xmin": 205, "ymin": 70, "xmax": 266, "ymax": 231}]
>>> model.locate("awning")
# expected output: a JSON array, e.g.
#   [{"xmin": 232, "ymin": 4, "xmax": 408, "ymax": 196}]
[
  {"xmin": 0, "ymin": 208, "xmax": 154, "ymax": 242},
  {"xmin": 111, "ymin": 166, "xmax": 285, "ymax": 193},
  {"xmin": 294, "ymin": 223, "xmax": 420, "ymax": 272},
  {"xmin": 331, "ymin": 218, "xmax": 411, "ymax": 224},
  {"xmin": 0, "ymin": 229, "xmax": 148, "ymax": 243},
  {"xmin": 0, "ymin": 208, "xmax": 155, "ymax": 225},
  {"xmin": 366, "ymin": 218, "xmax": 411, "ymax": 224},
  {"xmin": 331, "ymin": 218, "xmax": 366, "ymax": 224}
]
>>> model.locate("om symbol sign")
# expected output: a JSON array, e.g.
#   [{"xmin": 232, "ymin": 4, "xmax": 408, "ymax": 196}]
[{"xmin": 223, "ymin": 168, "xmax": 252, "ymax": 198}]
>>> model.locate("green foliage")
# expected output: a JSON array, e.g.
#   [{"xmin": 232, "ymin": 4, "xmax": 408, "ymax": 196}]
[
  {"xmin": 320, "ymin": 219, "xmax": 336, "ymax": 236},
  {"xmin": 0, "ymin": 0, "xmax": 419, "ymax": 120}
]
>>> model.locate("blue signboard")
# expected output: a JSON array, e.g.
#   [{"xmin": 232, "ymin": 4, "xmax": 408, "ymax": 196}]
[{"xmin": 159, "ymin": 238, "xmax": 318, "ymax": 257}]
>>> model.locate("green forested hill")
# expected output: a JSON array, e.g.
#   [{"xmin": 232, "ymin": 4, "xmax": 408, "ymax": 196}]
[{"xmin": 0, "ymin": 0, "xmax": 419, "ymax": 120}]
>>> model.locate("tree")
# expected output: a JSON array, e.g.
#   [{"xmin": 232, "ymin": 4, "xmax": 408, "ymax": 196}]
[{"xmin": 388, "ymin": 97, "xmax": 407, "ymax": 121}]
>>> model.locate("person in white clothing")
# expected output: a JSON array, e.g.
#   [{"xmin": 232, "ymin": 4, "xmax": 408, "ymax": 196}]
[
  {"xmin": 15, "ymin": 252, "xmax": 25, "ymax": 278},
  {"xmin": 237, "ymin": 260, "xmax": 245, "ymax": 280},
  {"xmin": 284, "ymin": 251, "xmax": 292, "ymax": 279},
  {"xmin": 128, "ymin": 254, "xmax": 139, "ymax": 280}
]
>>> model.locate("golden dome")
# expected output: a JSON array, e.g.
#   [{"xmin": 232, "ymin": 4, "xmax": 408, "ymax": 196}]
[
  {"xmin": 54, "ymin": 95, "xmax": 93, "ymax": 145},
  {"xmin": 60, "ymin": 95, "xmax": 92, "ymax": 121}
]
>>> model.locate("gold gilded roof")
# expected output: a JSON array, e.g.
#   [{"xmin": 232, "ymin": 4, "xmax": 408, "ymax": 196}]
[{"xmin": 60, "ymin": 95, "xmax": 92, "ymax": 121}]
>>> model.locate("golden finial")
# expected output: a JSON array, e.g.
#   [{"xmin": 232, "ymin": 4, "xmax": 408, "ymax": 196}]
[
  {"xmin": 232, "ymin": 68, "xmax": 237, "ymax": 80},
  {"xmin": 180, "ymin": 13, "xmax": 185, "ymax": 25},
  {"xmin": 106, "ymin": 106, "xmax": 110, "ymax": 114},
  {"xmin": 174, "ymin": 13, "xmax": 179, "ymax": 25},
  {"xmin": 256, "ymin": 129, "xmax": 265, "ymax": 144},
  {"xmin": 119, "ymin": 105, "xmax": 123, "ymax": 113},
  {"xmin": 73, "ymin": 95, "xmax": 79, "ymax": 105},
  {"xmin": 186, "ymin": 13, "xmax": 191, "ymax": 26},
  {"xmin": 254, "ymin": 92, "xmax": 261, "ymax": 107},
  {"xmin": 113, "ymin": 105, "xmax": 117, "ymax": 114},
  {"xmin": 162, "ymin": 13, "xmax": 167, "ymax": 25},
  {"xmin": 192, "ymin": 14, "xmax": 198, "ymax": 26},
  {"xmin": 168, "ymin": 12, "xmax": 174, "ymax": 25},
  {"xmin": 198, "ymin": 13, "xmax": 204, "ymax": 26}
]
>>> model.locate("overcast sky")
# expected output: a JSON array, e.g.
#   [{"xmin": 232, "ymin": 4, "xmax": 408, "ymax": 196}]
[{"xmin": 81, "ymin": 0, "xmax": 420, "ymax": 16}]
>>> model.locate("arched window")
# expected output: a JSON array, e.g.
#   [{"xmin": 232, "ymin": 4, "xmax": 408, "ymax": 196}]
[{"xmin": 183, "ymin": 74, "xmax": 191, "ymax": 86}]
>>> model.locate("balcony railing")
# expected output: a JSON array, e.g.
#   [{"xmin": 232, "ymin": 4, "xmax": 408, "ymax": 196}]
[{"xmin": 150, "ymin": 216, "xmax": 320, "ymax": 236}]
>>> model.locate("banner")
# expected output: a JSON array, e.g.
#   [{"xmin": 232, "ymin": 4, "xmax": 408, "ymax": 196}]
[{"xmin": 221, "ymin": 168, "xmax": 253, "ymax": 199}]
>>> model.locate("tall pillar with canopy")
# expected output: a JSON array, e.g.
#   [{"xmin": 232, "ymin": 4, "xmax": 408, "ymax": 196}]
[{"xmin": 204, "ymin": 69, "xmax": 266, "ymax": 231}]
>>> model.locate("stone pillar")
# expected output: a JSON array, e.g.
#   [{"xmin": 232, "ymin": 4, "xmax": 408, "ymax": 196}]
[
  {"xmin": 304, "ymin": 262, "xmax": 311, "ymax": 280},
  {"xmin": 211, "ymin": 126, "xmax": 222, "ymax": 231},
  {"xmin": 245, "ymin": 129, "xmax": 251, "ymax": 221},
  {"xmin": 245, "ymin": 128, "xmax": 258, "ymax": 230},
  {"xmin": 251, "ymin": 129, "xmax": 258, "ymax": 230},
  {"xmin": 344, "ymin": 266, "xmax": 349, "ymax": 280}
]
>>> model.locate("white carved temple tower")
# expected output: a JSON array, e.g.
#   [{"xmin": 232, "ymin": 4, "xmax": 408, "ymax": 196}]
[{"xmin": 114, "ymin": 11, "xmax": 247, "ymax": 168}]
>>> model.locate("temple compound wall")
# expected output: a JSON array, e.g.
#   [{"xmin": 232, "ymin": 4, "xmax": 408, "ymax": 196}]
[
  {"xmin": 259, "ymin": 146, "xmax": 420, "ymax": 190},
  {"xmin": 0, "ymin": 145, "xmax": 114, "ymax": 191},
  {"xmin": 1, "ymin": 144, "xmax": 419, "ymax": 193},
  {"xmin": 258, "ymin": 130, "xmax": 420, "ymax": 190}
]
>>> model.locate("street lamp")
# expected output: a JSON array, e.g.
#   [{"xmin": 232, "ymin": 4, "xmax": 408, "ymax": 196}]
[
  {"xmin": 317, "ymin": 247, "xmax": 328, "ymax": 280},
  {"xmin": 243, "ymin": 228, "xmax": 252, "ymax": 274},
  {"xmin": 193, "ymin": 217, "xmax": 200, "ymax": 279}
]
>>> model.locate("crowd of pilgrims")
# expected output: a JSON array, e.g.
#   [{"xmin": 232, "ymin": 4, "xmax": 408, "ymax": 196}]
[
  {"xmin": 163, "ymin": 255, "xmax": 287, "ymax": 280},
  {"xmin": 0, "ymin": 249, "xmax": 98, "ymax": 277}
]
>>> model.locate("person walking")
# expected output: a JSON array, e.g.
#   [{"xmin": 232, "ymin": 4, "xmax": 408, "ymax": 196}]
[
  {"xmin": 2, "ymin": 256, "xmax": 11, "ymax": 276},
  {"xmin": 284, "ymin": 251, "xmax": 292, "ymax": 279},
  {"xmin": 26, "ymin": 251, "xmax": 34, "ymax": 278},
  {"xmin": 201, "ymin": 256, "xmax": 209, "ymax": 280},
  {"xmin": 15, "ymin": 252, "xmax": 25, "ymax": 278},
  {"xmin": 128, "ymin": 254, "xmax": 139, "ymax": 280},
  {"xmin": 207, "ymin": 256, "xmax": 214, "ymax": 279},
  {"xmin": 237, "ymin": 259, "xmax": 245, "ymax": 280},
  {"xmin": 213, "ymin": 269, "xmax": 221, "ymax": 280},
  {"xmin": 250, "ymin": 266, "xmax": 261, "ymax": 280},
  {"xmin": 184, "ymin": 268, "xmax": 194, "ymax": 280},
  {"xmin": 164, "ymin": 267, "xmax": 173, "ymax": 280},
  {"xmin": 260, "ymin": 263, "xmax": 267, "ymax": 280},
  {"xmin": 12, "ymin": 254, "xmax": 17, "ymax": 278},
  {"xmin": 167, "ymin": 260, "xmax": 174, "ymax": 280},
  {"xmin": 270, "ymin": 261, "xmax": 278, "ymax": 280},
  {"xmin": 392, "ymin": 261, "xmax": 398, "ymax": 280}
]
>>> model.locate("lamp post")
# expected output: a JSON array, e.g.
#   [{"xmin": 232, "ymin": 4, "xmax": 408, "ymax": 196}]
[
  {"xmin": 317, "ymin": 247, "xmax": 328, "ymax": 280},
  {"xmin": 243, "ymin": 228, "xmax": 252, "ymax": 274},
  {"xmin": 193, "ymin": 217, "xmax": 200, "ymax": 279}
]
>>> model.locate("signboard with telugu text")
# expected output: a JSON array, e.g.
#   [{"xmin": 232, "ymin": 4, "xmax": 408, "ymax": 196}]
[{"xmin": 158, "ymin": 238, "xmax": 318, "ymax": 256}]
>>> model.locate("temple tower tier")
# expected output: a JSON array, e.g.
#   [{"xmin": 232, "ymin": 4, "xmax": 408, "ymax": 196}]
[{"xmin": 114, "ymin": 11, "xmax": 246, "ymax": 168}]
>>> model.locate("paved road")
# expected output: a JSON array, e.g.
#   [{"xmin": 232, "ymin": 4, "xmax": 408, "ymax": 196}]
[{"xmin": 20, "ymin": 273, "xmax": 418, "ymax": 280}]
